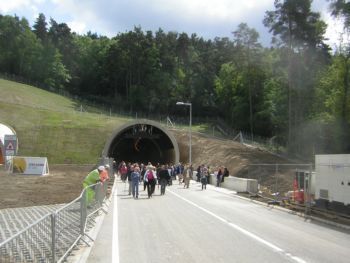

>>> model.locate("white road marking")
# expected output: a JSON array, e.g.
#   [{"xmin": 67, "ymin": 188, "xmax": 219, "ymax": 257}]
[
  {"xmin": 167, "ymin": 189, "xmax": 307, "ymax": 263},
  {"xmin": 112, "ymin": 183, "xmax": 120, "ymax": 263}
]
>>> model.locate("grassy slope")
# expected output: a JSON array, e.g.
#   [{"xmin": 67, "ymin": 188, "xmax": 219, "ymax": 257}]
[
  {"xmin": 0, "ymin": 79, "xmax": 129, "ymax": 164},
  {"xmin": 0, "ymin": 78, "xmax": 216, "ymax": 164}
]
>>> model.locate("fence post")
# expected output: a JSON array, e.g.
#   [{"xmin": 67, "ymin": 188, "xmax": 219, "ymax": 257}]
[
  {"xmin": 274, "ymin": 164, "xmax": 279, "ymax": 202},
  {"xmin": 80, "ymin": 190, "xmax": 87, "ymax": 236},
  {"xmin": 51, "ymin": 213, "xmax": 56, "ymax": 263},
  {"xmin": 305, "ymin": 164, "xmax": 312, "ymax": 216}
]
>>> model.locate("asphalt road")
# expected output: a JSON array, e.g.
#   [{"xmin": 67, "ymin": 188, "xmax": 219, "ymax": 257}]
[{"xmin": 86, "ymin": 179, "xmax": 350, "ymax": 263}]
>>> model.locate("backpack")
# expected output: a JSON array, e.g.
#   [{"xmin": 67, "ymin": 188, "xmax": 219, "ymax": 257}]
[{"xmin": 147, "ymin": 170, "xmax": 154, "ymax": 180}]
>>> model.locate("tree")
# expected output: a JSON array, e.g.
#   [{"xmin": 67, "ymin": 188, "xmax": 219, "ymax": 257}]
[
  {"xmin": 0, "ymin": 15, "xmax": 40, "ymax": 78},
  {"xmin": 33, "ymin": 13, "xmax": 48, "ymax": 43},
  {"xmin": 232, "ymin": 23, "xmax": 262, "ymax": 138},
  {"xmin": 48, "ymin": 18, "xmax": 77, "ymax": 84},
  {"xmin": 44, "ymin": 49, "xmax": 71, "ymax": 90},
  {"xmin": 264, "ymin": 0, "xmax": 329, "ymax": 153},
  {"xmin": 323, "ymin": 0, "xmax": 350, "ymax": 151},
  {"xmin": 328, "ymin": 0, "xmax": 350, "ymax": 29},
  {"xmin": 215, "ymin": 62, "xmax": 249, "ymax": 129}
]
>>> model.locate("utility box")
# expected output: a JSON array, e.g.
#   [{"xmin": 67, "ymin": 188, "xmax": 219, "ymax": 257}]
[{"xmin": 315, "ymin": 155, "xmax": 350, "ymax": 209}]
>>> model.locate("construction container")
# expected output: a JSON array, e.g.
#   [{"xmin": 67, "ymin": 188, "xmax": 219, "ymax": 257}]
[{"xmin": 315, "ymin": 154, "xmax": 350, "ymax": 213}]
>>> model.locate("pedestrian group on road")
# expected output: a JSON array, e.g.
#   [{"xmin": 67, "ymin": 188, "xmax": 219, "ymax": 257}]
[{"xmin": 113, "ymin": 161, "xmax": 230, "ymax": 199}]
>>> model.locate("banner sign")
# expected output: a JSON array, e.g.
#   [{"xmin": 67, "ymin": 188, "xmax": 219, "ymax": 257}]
[
  {"xmin": 4, "ymin": 134, "xmax": 17, "ymax": 156},
  {"xmin": 12, "ymin": 157, "xmax": 49, "ymax": 175}
]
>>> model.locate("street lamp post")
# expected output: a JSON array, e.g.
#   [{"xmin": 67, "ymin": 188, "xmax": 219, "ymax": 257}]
[{"xmin": 176, "ymin": 102, "xmax": 192, "ymax": 165}]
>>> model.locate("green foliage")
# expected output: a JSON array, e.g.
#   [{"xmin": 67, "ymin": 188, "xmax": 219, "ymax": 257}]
[
  {"xmin": 329, "ymin": 0, "xmax": 350, "ymax": 29},
  {"xmin": 1, "ymin": 5, "xmax": 350, "ymax": 158},
  {"xmin": 0, "ymin": 79, "xmax": 128, "ymax": 163}
]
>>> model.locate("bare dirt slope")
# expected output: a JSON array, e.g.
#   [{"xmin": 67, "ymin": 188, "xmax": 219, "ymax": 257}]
[
  {"xmin": 173, "ymin": 130, "xmax": 296, "ymax": 196},
  {"xmin": 0, "ymin": 165, "xmax": 92, "ymax": 209},
  {"xmin": 0, "ymin": 131, "xmax": 295, "ymax": 210},
  {"xmin": 174, "ymin": 130, "xmax": 288, "ymax": 171}
]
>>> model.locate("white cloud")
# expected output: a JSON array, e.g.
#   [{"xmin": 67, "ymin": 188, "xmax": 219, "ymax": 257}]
[
  {"xmin": 149, "ymin": 0, "xmax": 273, "ymax": 21},
  {"xmin": 67, "ymin": 20, "xmax": 86, "ymax": 34},
  {"xmin": 324, "ymin": 15, "xmax": 346, "ymax": 50},
  {"xmin": 0, "ymin": 0, "xmax": 31, "ymax": 13},
  {"xmin": 1, "ymin": 0, "xmax": 339, "ymax": 46}
]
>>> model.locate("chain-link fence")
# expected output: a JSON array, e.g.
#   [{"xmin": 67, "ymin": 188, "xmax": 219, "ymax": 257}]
[
  {"xmin": 243, "ymin": 164, "xmax": 312, "ymax": 207},
  {"xmin": 0, "ymin": 162, "xmax": 113, "ymax": 263}
]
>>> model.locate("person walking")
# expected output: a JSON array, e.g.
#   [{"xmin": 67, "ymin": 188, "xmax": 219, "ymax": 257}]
[
  {"xmin": 139, "ymin": 163, "xmax": 145, "ymax": 183},
  {"xmin": 200, "ymin": 169, "xmax": 207, "ymax": 190},
  {"xmin": 167, "ymin": 164, "xmax": 173, "ymax": 186},
  {"xmin": 203, "ymin": 165, "xmax": 210, "ymax": 186},
  {"xmin": 183, "ymin": 164, "xmax": 192, "ymax": 189},
  {"xmin": 177, "ymin": 162, "xmax": 184, "ymax": 184},
  {"xmin": 119, "ymin": 162, "xmax": 128, "ymax": 182},
  {"xmin": 131, "ymin": 165, "xmax": 140, "ymax": 199},
  {"xmin": 222, "ymin": 167, "xmax": 229, "ymax": 183},
  {"xmin": 143, "ymin": 167, "xmax": 148, "ymax": 191},
  {"xmin": 216, "ymin": 167, "xmax": 223, "ymax": 187},
  {"xmin": 196, "ymin": 165, "xmax": 202, "ymax": 182},
  {"xmin": 158, "ymin": 165, "xmax": 170, "ymax": 195},
  {"xmin": 150, "ymin": 166, "xmax": 157, "ymax": 196},
  {"xmin": 145, "ymin": 165, "xmax": 156, "ymax": 198},
  {"xmin": 127, "ymin": 163, "xmax": 133, "ymax": 195}
]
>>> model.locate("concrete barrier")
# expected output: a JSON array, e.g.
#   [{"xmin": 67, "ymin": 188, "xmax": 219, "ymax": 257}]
[{"xmin": 221, "ymin": 176, "xmax": 258, "ymax": 194}]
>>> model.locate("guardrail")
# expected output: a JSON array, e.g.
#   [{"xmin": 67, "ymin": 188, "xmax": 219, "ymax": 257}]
[{"xmin": 0, "ymin": 180, "xmax": 109, "ymax": 263}]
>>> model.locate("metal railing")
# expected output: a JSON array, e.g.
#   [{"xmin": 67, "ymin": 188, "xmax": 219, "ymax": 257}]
[{"xmin": 0, "ymin": 178, "xmax": 110, "ymax": 263}]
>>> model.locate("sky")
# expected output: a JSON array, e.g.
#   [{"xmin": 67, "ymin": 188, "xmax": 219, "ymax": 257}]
[{"xmin": 0, "ymin": 0, "xmax": 343, "ymax": 47}]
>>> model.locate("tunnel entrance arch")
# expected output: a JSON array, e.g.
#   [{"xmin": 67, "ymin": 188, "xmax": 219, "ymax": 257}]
[{"xmin": 102, "ymin": 120, "xmax": 179, "ymax": 165}]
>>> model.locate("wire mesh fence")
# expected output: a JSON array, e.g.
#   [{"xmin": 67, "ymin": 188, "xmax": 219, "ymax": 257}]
[
  {"xmin": 0, "ymin": 161, "xmax": 114, "ymax": 263},
  {"xmin": 244, "ymin": 164, "xmax": 313, "ymax": 205},
  {"xmin": 0, "ymin": 214, "xmax": 53, "ymax": 263}
]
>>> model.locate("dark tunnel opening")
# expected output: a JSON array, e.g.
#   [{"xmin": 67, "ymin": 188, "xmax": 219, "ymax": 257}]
[{"xmin": 103, "ymin": 121, "xmax": 179, "ymax": 165}]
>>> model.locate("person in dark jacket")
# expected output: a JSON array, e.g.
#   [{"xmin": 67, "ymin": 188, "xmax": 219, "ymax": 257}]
[
  {"xmin": 196, "ymin": 165, "xmax": 202, "ymax": 182},
  {"xmin": 222, "ymin": 167, "xmax": 229, "ymax": 183},
  {"xmin": 158, "ymin": 165, "xmax": 171, "ymax": 195}
]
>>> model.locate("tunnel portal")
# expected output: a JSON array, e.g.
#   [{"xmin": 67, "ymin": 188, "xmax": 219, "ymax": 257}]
[{"xmin": 102, "ymin": 120, "xmax": 179, "ymax": 165}]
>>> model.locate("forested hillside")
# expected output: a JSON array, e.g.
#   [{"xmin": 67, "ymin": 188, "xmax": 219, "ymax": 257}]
[{"xmin": 0, "ymin": 0, "xmax": 349, "ymax": 159}]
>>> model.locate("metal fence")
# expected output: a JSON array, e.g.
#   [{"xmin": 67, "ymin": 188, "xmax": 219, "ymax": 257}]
[
  {"xmin": 244, "ymin": 163, "xmax": 313, "ymax": 206},
  {"xmin": 0, "ymin": 167, "xmax": 112, "ymax": 263}
]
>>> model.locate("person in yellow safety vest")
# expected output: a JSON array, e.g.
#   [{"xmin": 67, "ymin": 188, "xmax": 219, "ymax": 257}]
[{"xmin": 83, "ymin": 165, "xmax": 105, "ymax": 204}]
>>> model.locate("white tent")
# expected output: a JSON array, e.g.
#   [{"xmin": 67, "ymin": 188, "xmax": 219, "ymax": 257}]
[{"xmin": 0, "ymin": 123, "xmax": 16, "ymax": 165}]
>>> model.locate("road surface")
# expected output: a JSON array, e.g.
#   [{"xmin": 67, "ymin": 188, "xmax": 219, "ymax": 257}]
[{"xmin": 85, "ymin": 179, "xmax": 350, "ymax": 263}]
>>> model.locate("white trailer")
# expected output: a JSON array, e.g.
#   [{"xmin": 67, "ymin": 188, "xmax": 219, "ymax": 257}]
[{"xmin": 315, "ymin": 155, "xmax": 350, "ymax": 212}]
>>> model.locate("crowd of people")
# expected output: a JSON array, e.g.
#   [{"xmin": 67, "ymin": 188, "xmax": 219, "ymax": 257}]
[
  {"xmin": 115, "ymin": 161, "xmax": 230, "ymax": 198},
  {"xmin": 81, "ymin": 160, "xmax": 230, "ymax": 202}
]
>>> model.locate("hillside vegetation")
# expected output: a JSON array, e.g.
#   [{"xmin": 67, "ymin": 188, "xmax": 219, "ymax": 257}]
[
  {"xmin": 0, "ymin": 79, "xmax": 212, "ymax": 164},
  {"xmin": 0, "ymin": 79, "xmax": 130, "ymax": 163},
  {"xmin": 2, "ymin": 5, "xmax": 350, "ymax": 160}
]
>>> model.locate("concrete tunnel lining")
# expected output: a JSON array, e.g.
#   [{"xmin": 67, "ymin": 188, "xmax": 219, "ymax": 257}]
[{"xmin": 102, "ymin": 120, "xmax": 179, "ymax": 165}]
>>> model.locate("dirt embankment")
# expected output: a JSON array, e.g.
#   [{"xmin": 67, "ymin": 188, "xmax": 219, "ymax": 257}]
[
  {"xmin": 0, "ymin": 131, "xmax": 296, "ymax": 210},
  {"xmin": 173, "ymin": 130, "xmax": 296, "ymax": 195},
  {"xmin": 0, "ymin": 165, "xmax": 92, "ymax": 209}
]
